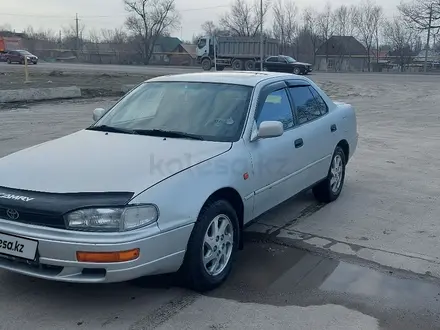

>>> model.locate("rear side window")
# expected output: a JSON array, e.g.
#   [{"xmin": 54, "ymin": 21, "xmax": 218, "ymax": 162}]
[
  {"xmin": 288, "ymin": 86, "xmax": 322, "ymax": 124},
  {"xmin": 266, "ymin": 56, "xmax": 278, "ymax": 62},
  {"xmin": 256, "ymin": 89, "xmax": 294, "ymax": 130},
  {"xmin": 309, "ymin": 86, "xmax": 329, "ymax": 115}
]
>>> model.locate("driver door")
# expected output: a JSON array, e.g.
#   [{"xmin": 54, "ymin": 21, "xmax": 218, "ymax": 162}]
[{"xmin": 245, "ymin": 81, "xmax": 309, "ymax": 218}]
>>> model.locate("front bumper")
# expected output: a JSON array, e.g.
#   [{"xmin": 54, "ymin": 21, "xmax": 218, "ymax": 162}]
[{"xmin": 0, "ymin": 218, "xmax": 193, "ymax": 283}]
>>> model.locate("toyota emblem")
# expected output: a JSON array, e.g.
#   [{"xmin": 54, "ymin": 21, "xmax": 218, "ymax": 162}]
[{"xmin": 6, "ymin": 209, "xmax": 19, "ymax": 220}]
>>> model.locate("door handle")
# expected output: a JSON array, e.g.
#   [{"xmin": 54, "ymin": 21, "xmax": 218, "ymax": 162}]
[
  {"xmin": 331, "ymin": 124, "xmax": 337, "ymax": 132},
  {"xmin": 294, "ymin": 138, "xmax": 303, "ymax": 148}
]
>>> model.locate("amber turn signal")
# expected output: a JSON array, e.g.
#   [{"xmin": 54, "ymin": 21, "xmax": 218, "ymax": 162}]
[{"xmin": 76, "ymin": 249, "xmax": 140, "ymax": 263}]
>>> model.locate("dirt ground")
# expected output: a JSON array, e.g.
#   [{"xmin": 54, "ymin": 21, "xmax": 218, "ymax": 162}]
[
  {"xmin": 2, "ymin": 71, "xmax": 440, "ymax": 329},
  {"xmin": 0, "ymin": 68, "xmax": 152, "ymax": 97}
]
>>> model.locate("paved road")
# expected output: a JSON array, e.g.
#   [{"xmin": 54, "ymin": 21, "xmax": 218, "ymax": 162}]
[
  {"xmin": 2, "ymin": 61, "xmax": 440, "ymax": 81},
  {"xmin": 0, "ymin": 61, "xmax": 200, "ymax": 75}
]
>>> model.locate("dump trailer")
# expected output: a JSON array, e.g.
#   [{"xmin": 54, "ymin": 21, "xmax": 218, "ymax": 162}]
[
  {"xmin": 196, "ymin": 36, "xmax": 279, "ymax": 71},
  {"xmin": 0, "ymin": 37, "xmax": 22, "ymax": 52}
]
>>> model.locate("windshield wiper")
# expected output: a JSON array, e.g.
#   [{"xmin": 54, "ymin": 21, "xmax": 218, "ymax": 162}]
[
  {"xmin": 133, "ymin": 129, "xmax": 205, "ymax": 140},
  {"xmin": 87, "ymin": 125, "xmax": 137, "ymax": 135}
]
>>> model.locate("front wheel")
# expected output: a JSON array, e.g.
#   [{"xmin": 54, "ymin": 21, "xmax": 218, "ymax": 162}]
[
  {"xmin": 201, "ymin": 58, "xmax": 212, "ymax": 71},
  {"xmin": 181, "ymin": 200, "xmax": 239, "ymax": 292},
  {"xmin": 293, "ymin": 67, "xmax": 302, "ymax": 75},
  {"xmin": 313, "ymin": 146, "xmax": 346, "ymax": 203}
]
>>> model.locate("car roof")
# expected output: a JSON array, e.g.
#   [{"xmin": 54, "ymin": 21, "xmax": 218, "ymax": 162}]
[{"xmin": 147, "ymin": 71, "xmax": 307, "ymax": 87}]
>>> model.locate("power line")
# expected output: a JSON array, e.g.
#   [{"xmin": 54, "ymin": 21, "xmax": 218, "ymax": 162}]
[{"xmin": 0, "ymin": 5, "xmax": 230, "ymax": 19}]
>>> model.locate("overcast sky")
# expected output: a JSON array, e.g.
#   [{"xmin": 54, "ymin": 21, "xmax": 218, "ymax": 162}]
[{"xmin": 2, "ymin": 0, "xmax": 400, "ymax": 41}]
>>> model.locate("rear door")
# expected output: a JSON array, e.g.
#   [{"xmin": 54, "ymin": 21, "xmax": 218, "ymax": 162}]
[
  {"xmin": 286, "ymin": 80, "xmax": 334, "ymax": 183},
  {"xmin": 264, "ymin": 56, "xmax": 278, "ymax": 71},
  {"xmin": 10, "ymin": 51, "xmax": 19, "ymax": 62}
]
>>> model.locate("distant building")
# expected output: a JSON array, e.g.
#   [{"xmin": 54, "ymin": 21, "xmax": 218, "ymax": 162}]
[
  {"xmin": 151, "ymin": 36, "xmax": 197, "ymax": 66},
  {"xmin": 316, "ymin": 36, "xmax": 368, "ymax": 71}
]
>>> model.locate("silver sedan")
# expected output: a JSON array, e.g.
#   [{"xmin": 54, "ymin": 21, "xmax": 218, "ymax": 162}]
[{"xmin": 0, "ymin": 71, "xmax": 358, "ymax": 292}]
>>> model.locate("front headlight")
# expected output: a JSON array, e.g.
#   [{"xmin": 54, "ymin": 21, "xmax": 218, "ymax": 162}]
[{"xmin": 65, "ymin": 204, "xmax": 158, "ymax": 232}]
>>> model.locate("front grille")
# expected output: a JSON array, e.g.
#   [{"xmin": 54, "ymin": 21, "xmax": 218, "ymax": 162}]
[{"xmin": 0, "ymin": 207, "xmax": 66, "ymax": 229}]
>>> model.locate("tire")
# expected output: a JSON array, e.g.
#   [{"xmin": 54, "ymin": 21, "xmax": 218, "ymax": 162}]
[
  {"xmin": 244, "ymin": 60, "xmax": 255, "ymax": 71},
  {"xmin": 232, "ymin": 59, "xmax": 244, "ymax": 70},
  {"xmin": 313, "ymin": 146, "xmax": 346, "ymax": 203},
  {"xmin": 293, "ymin": 67, "xmax": 302, "ymax": 75},
  {"xmin": 181, "ymin": 200, "xmax": 239, "ymax": 292},
  {"xmin": 6, "ymin": 59, "xmax": 11, "ymax": 64},
  {"xmin": 201, "ymin": 58, "xmax": 212, "ymax": 71}
]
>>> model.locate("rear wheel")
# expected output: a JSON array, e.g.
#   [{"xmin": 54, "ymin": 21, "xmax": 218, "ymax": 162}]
[
  {"xmin": 313, "ymin": 146, "xmax": 346, "ymax": 203},
  {"xmin": 244, "ymin": 60, "xmax": 255, "ymax": 71},
  {"xmin": 181, "ymin": 200, "xmax": 239, "ymax": 292},
  {"xmin": 201, "ymin": 58, "xmax": 212, "ymax": 71},
  {"xmin": 232, "ymin": 59, "xmax": 244, "ymax": 70},
  {"xmin": 6, "ymin": 59, "xmax": 11, "ymax": 64}
]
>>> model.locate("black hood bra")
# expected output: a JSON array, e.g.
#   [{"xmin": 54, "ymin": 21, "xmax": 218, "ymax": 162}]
[{"xmin": 0, "ymin": 186, "xmax": 134, "ymax": 229}]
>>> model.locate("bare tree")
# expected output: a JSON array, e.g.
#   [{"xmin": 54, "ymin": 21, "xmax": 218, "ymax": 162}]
[
  {"xmin": 333, "ymin": 5, "xmax": 357, "ymax": 36},
  {"xmin": 352, "ymin": 0, "xmax": 383, "ymax": 71},
  {"xmin": 62, "ymin": 22, "xmax": 86, "ymax": 51},
  {"xmin": 316, "ymin": 3, "xmax": 334, "ymax": 66},
  {"xmin": 383, "ymin": 16, "xmax": 417, "ymax": 71},
  {"xmin": 219, "ymin": 0, "xmax": 271, "ymax": 37},
  {"xmin": 201, "ymin": 21, "xmax": 217, "ymax": 35},
  {"xmin": 101, "ymin": 28, "xmax": 129, "ymax": 64},
  {"xmin": 0, "ymin": 23, "xmax": 12, "ymax": 32},
  {"xmin": 124, "ymin": 0, "xmax": 180, "ymax": 64},
  {"xmin": 398, "ymin": 0, "xmax": 440, "ymax": 72},
  {"xmin": 24, "ymin": 26, "xmax": 58, "ymax": 42},
  {"xmin": 200, "ymin": 21, "xmax": 230, "ymax": 36},
  {"xmin": 272, "ymin": 0, "xmax": 298, "ymax": 55},
  {"xmin": 333, "ymin": 5, "xmax": 349, "ymax": 36},
  {"xmin": 303, "ymin": 8, "xmax": 322, "ymax": 65},
  {"xmin": 84, "ymin": 29, "xmax": 103, "ymax": 63}
]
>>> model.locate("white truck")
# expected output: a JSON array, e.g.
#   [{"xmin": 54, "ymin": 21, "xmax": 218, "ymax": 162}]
[{"xmin": 196, "ymin": 36, "xmax": 279, "ymax": 71}]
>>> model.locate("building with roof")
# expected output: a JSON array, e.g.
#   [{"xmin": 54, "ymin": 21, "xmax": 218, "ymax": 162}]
[
  {"xmin": 151, "ymin": 37, "xmax": 197, "ymax": 66},
  {"xmin": 315, "ymin": 36, "xmax": 368, "ymax": 71}
]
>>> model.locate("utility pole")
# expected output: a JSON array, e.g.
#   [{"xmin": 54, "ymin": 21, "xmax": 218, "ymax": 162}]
[
  {"xmin": 259, "ymin": 0, "xmax": 263, "ymax": 71},
  {"xmin": 75, "ymin": 13, "xmax": 80, "ymax": 52},
  {"xmin": 424, "ymin": 4, "xmax": 432, "ymax": 73}
]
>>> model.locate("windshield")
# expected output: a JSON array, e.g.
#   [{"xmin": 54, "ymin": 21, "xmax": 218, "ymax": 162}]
[
  {"xmin": 283, "ymin": 56, "xmax": 297, "ymax": 63},
  {"xmin": 19, "ymin": 50, "xmax": 32, "ymax": 55},
  {"xmin": 92, "ymin": 81, "xmax": 253, "ymax": 142}
]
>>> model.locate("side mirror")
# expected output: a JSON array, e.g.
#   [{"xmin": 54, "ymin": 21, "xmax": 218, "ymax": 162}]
[
  {"xmin": 257, "ymin": 121, "xmax": 284, "ymax": 139},
  {"xmin": 93, "ymin": 108, "xmax": 106, "ymax": 122}
]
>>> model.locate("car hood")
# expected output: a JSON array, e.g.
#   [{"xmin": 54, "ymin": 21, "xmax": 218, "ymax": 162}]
[{"xmin": 0, "ymin": 130, "xmax": 232, "ymax": 194}]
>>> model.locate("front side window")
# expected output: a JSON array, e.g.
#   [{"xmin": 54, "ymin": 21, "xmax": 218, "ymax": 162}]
[
  {"xmin": 255, "ymin": 89, "xmax": 294, "ymax": 130},
  {"xmin": 93, "ymin": 82, "xmax": 253, "ymax": 142},
  {"xmin": 284, "ymin": 56, "xmax": 296, "ymax": 63},
  {"xmin": 288, "ymin": 86, "xmax": 322, "ymax": 124},
  {"xmin": 197, "ymin": 39, "xmax": 207, "ymax": 49}
]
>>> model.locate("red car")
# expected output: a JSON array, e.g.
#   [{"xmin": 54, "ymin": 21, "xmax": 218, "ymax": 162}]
[{"xmin": 4, "ymin": 50, "xmax": 38, "ymax": 64}]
